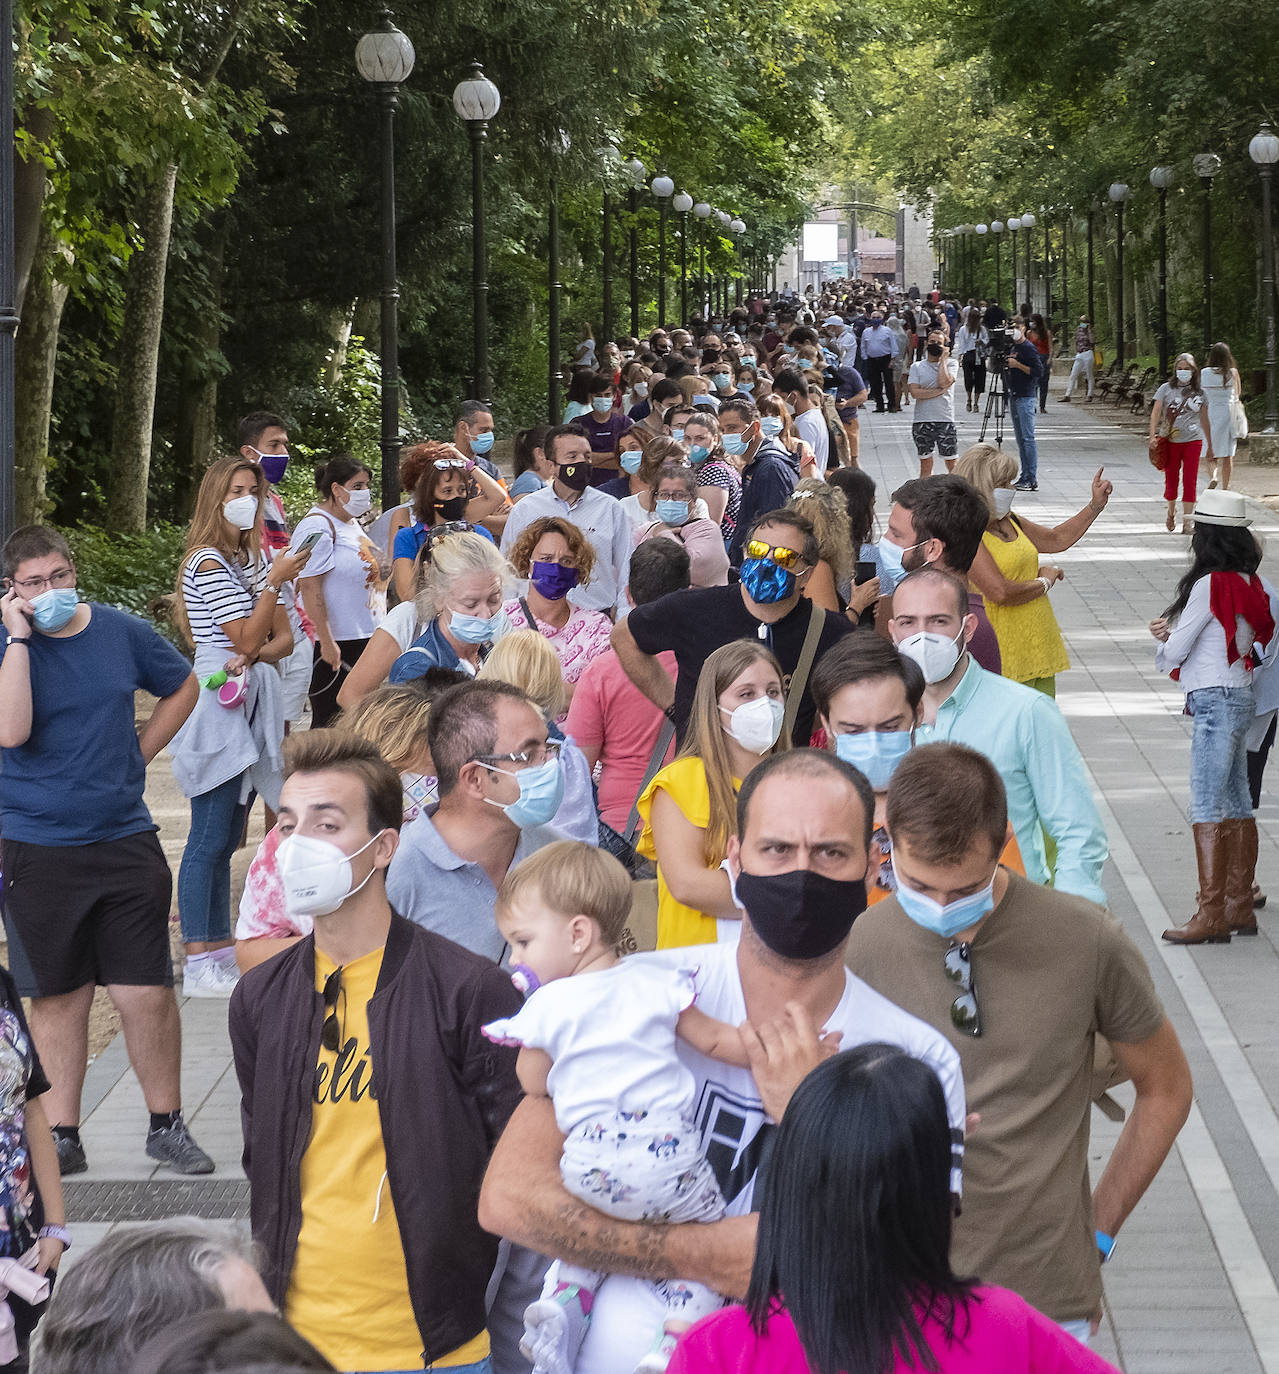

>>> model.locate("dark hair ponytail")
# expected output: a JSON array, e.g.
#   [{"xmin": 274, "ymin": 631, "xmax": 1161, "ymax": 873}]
[{"xmin": 315, "ymin": 455, "xmax": 371, "ymax": 498}]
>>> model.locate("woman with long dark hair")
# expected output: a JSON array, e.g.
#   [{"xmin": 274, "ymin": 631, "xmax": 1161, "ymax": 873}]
[
  {"xmin": 670, "ymin": 1045, "xmax": 1118, "ymax": 1374},
  {"xmin": 1152, "ymin": 490, "xmax": 1275, "ymax": 944},
  {"xmin": 1202, "ymin": 341, "xmax": 1243, "ymax": 491}
]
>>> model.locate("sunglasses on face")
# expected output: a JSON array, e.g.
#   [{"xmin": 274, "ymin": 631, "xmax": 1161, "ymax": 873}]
[
  {"xmin": 944, "ymin": 940, "xmax": 981, "ymax": 1036},
  {"xmin": 744, "ymin": 539, "xmax": 805, "ymax": 571},
  {"xmin": 321, "ymin": 966, "xmax": 344, "ymax": 1052}
]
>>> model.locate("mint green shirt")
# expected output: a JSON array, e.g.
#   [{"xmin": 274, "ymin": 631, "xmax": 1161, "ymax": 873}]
[{"xmin": 923, "ymin": 658, "xmax": 1108, "ymax": 907}]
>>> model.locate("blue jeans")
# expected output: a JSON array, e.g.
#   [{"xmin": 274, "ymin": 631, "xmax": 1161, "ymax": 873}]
[
  {"xmin": 1009, "ymin": 394, "xmax": 1038, "ymax": 482},
  {"xmin": 1188, "ymin": 686, "xmax": 1255, "ymax": 823},
  {"xmin": 176, "ymin": 773, "xmax": 246, "ymax": 943},
  {"xmin": 366, "ymin": 1362, "xmax": 493, "ymax": 1374}
]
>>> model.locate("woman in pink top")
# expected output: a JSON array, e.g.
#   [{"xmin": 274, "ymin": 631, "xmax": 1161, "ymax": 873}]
[
  {"xmin": 670, "ymin": 1045, "xmax": 1118, "ymax": 1374},
  {"xmin": 635, "ymin": 461, "xmax": 730, "ymax": 588}
]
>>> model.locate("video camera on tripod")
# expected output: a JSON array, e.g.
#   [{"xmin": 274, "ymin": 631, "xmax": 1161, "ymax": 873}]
[{"xmin": 984, "ymin": 326, "xmax": 1014, "ymax": 372}]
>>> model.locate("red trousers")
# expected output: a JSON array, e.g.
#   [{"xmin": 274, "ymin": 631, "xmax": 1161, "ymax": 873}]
[{"xmin": 1163, "ymin": 439, "xmax": 1201, "ymax": 503}]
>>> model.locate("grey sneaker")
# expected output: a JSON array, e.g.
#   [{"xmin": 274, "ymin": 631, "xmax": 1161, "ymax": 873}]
[
  {"xmin": 146, "ymin": 1115, "xmax": 215, "ymax": 1175},
  {"xmin": 54, "ymin": 1132, "xmax": 87, "ymax": 1176}
]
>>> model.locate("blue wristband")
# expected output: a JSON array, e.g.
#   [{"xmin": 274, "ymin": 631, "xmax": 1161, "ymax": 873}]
[{"xmin": 1095, "ymin": 1229, "xmax": 1116, "ymax": 1263}]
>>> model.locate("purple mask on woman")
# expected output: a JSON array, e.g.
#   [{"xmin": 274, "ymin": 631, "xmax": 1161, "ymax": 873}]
[{"xmin": 530, "ymin": 560, "xmax": 580, "ymax": 601}]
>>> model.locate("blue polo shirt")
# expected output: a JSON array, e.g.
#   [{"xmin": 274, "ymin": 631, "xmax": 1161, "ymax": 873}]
[
  {"xmin": 393, "ymin": 520, "xmax": 495, "ymax": 564},
  {"xmin": 0, "ymin": 605, "xmax": 193, "ymax": 845}
]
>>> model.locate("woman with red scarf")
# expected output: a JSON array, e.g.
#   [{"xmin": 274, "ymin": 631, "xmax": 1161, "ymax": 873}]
[{"xmin": 1151, "ymin": 489, "xmax": 1277, "ymax": 944}]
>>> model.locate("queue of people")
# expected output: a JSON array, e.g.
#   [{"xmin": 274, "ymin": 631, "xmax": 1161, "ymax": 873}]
[{"xmin": 0, "ymin": 296, "xmax": 1266, "ymax": 1374}]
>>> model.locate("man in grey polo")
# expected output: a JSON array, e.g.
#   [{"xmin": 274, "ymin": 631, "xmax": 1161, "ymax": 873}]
[{"xmin": 386, "ymin": 681, "xmax": 564, "ymax": 960}]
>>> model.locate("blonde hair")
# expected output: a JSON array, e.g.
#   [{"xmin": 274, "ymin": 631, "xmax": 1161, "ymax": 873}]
[
  {"xmin": 479, "ymin": 629, "xmax": 566, "ymax": 719},
  {"xmin": 678, "ymin": 639, "xmax": 790, "ymax": 864},
  {"xmin": 953, "ymin": 444, "xmax": 1018, "ymax": 522},
  {"xmin": 175, "ymin": 455, "xmax": 267, "ymax": 646},
  {"xmin": 788, "ymin": 478, "xmax": 852, "ymax": 588},
  {"xmin": 337, "ymin": 683, "xmax": 434, "ymax": 773},
  {"xmin": 496, "ymin": 840, "xmax": 632, "ymax": 949},
  {"xmin": 413, "ymin": 529, "xmax": 511, "ymax": 624},
  {"xmin": 507, "ymin": 516, "xmax": 596, "ymax": 589}
]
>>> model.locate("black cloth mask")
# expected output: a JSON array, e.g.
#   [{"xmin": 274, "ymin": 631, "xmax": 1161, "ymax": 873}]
[
  {"xmin": 557, "ymin": 461, "xmax": 592, "ymax": 492},
  {"xmin": 437, "ymin": 495, "xmax": 469, "ymax": 522},
  {"xmin": 734, "ymin": 866, "xmax": 868, "ymax": 960}
]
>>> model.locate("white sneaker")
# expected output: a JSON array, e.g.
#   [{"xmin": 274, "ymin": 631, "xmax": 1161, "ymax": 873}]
[{"xmin": 182, "ymin": 958, "xmax": 236, "ymax": 999}]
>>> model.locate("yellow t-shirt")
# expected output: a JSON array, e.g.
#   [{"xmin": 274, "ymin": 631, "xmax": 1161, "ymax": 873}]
[
  {"xmin": 980, "ymin": 523, "xmax": 1070, "ymax": 684},
  {"xmin": 637, "ymin": 755, "xmax": 741, "ymax": 949},
  {"xmin": 285, "ymin": 947, "xmax": 489, "ymax": 1371}
]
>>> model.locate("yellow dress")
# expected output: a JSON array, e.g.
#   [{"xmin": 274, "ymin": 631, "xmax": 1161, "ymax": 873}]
[
  {"xmin": 981, "ymin": 523, "xmax": 1070, "ymax": 684},
  {"xmin": 637, "ymin": 755, "xmax": 741, "ymax": 948}
]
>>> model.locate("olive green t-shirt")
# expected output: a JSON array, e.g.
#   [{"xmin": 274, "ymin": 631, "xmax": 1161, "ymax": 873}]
[{"xmin": 846, "ymin": 871, "xmax": 1165, "ymax": 1323}]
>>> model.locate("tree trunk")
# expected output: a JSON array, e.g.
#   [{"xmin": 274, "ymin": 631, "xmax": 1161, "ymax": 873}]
[
  {"xmin": 107, "ymin": 163, "xmax": 179, "ymax": 531},
  {"xmin": 324, "ymin": 301, "xmax": 356, "ymax": 386},
  {"xmin": 172, "ymin": 220, "xmax": 227, "ymax": 519},
  {"xmin": 13, "ymin": 105, "xmax": 54, "ymax": 317},
  {"xmin": 14, "ymin": 222, "xmax": 72, "ymax": 525}
]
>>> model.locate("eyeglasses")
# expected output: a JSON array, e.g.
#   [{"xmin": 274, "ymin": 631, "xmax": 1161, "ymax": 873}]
[
  {"xmin": 320, "ymin": 966, "xmax": 345, "ymax": 1053},
  {"xmin": 944, "ymin": 940, "xmax": 981, "ymax": 1037},
  {"xmin": 473, "ymin": 739, "xmax": 562, "ymax": 770},
  {"xmin": 11, "ymin": 567, "xmax": 75, "ymax": 595},
  {"xmin": 744, "ymin": 540, "xmax": 806, "ymax": 572}
]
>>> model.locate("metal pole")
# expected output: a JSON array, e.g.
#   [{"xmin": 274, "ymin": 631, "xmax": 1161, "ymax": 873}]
[
  {"xmin": 1023, "ymin": 225, "xmax": 1031, "ymax": 315},
  {"xmin": 1087, "ymin": 209, "xmax": 1095, "ymax": 325},
  {"xmin": 1201, "ymin": 176, "xmax": 1213, "ymax": 351},
  {"xmin": 1262, "ymin": 163, "xmax": 1277, "ymax": 431},
  {"xmin": 1011, "ymin": 231, "xmax": 1018, "ymax": 308},
  {"xmin": 995, "ymin": 235, "xmax": 1001, "ymax": 307},
  {"xmin": 1060, "ymin": 215, "xmax": 1069, "ymax": 341},
  {"xmin": 548, "ymin": 179, "xmax": 560, "ymax": 424},
  {"xmin": 657, "ymin": 199, "xmax": 667, "ymax": 325},
  {"xmin": 1044, "ymin": 219, "xmax": 1051, "ymax": 322},
  {"xmin": 468, "ymin": 118, "xmax": 490, "ymax": 403},
  {"xmin": 377, "ymin": 82, "xmax": 402, "ymax": 515},
  {"xmin": 699, "ymin": 224, "xmax": 706, "ymax": 318},
  {"xmin": 628, "ymin": 188, "xmax": 639, "ymax": 337},
  {"xmin": 679, "ymin": 211, "xmax": 688, "ymax": 324},
  {"xmin": 602, "ymin": 191, "xmax": 613, "ymax": 343},
  {"xmin": 0, "ymin": 0, "xmax": 14, "ymax": 543},
  {"xmin": 1115, "ymin": 202, "xmax": 1125, "ymax": 369},
  {"xmin": 1157, "ymin": 187, "xmax": 1169, "ymax": 379}
]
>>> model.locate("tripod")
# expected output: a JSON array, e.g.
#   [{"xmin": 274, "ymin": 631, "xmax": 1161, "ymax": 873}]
[{"xmin": 979, "ymin": 364, "xmax": 1010, "ymax": 446}]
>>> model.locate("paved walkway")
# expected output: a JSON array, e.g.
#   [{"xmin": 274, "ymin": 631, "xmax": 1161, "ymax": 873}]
[{"xmin": 65, "ymin": 379, "xmax": 1279, "ymax": 1370}]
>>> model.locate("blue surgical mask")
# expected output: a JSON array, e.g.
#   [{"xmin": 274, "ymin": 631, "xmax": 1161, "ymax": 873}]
[
  {"xmin": 689, "ymin": 444, "xmax": 711, "ymax": 464},
  {"xmin": 721, "ymin": 432, "xmax": 749, "ymax": 457},
  {"xmin": 740, "ymin": 557, "xmax": 796, "ymax": 605},
  {"xmin": 671, "ymin": 427, "xmax": 686, "ymax": 442},
  {"xmin": 759, "ymin": 416, "xmax": 785, "ymax": 439},
  {"xmin": 483, "ymin": 757, "xmax": 565, "ymax": 829},
  {"xmin": 591, "ymin": 396, "xmax": 614, "ymax": 413},
  {"xmin": 31, "ymin": 587, "xmax": 79, "ymax": 633},
  {"xmin": 656, "ymin": 499, "xmax": 689, "ymax": 526},
  {"xmin": 833, "ymin": 730, "xmax": 914, "ymax": 791},
  {"xmin": 738, "ymin": 379, "xmax": 755, "ymax": 392},
  {"xmin": 894, "ymin": 867, "xmax": 998, "ymax": 940},
  {"xmin": 620, "ymin": 450, "xmax": 643, "ymax": 475},
  {"xmin": 448, "ymin": 608, "xmax": 503, "ymax": 644},
  {"xmin": 471, "ymin": 431, "xmax": 495, "ymax": 455},
  {"xmin": 877, "ymin": 535, "xmax": 924, "ymax": 592},
  {"xmin": 713, "ymin": 373, "xmax": 732, "ymax": 391}
]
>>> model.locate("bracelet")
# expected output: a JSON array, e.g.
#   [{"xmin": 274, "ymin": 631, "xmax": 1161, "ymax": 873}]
[
  {"xmin": 6, "ymin": 636, "xmax": 31, "ymax": 644},
  {"xmin": 38, "ymin": 1224, "xmax": 71, "ymax": 1250},
  {"xmin": 1037, "ymin": 576, "xmax": 1051, "ymax": 595},
  {"xmin": 262, "ymin": 583, "xmax": 281, "ymax": 596}
]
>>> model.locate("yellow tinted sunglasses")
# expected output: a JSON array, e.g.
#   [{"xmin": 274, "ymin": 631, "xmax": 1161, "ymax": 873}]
[{"xmin": 745, "ymin": 539, "xmax": 805, "ymax": 571}]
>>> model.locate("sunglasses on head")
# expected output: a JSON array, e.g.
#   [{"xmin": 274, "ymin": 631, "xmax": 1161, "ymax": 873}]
[
  {"xmin": 321, "ymin": 966, "xmax": 344, "ymax": 1052},
  {"xmin": 434, "ymin": 458, "xmax": 469, "ymax": 471},
  {"xmin": 744, "ymin": 539, "xmax": 805, "ymax": 571}
]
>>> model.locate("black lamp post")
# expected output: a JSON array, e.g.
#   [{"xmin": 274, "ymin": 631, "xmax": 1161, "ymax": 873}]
[
  {"xmin": 1008, "ymin": 218, "xmax": 1021, "ymax": 305},
  {"xmin": 991, "ymin": 221, "xmax": 1004, "ymax": 306},
  {"xmin": 673, "ymin": 191, "xmax": 692, "ymax": 322},
  {"xmin": 694, "ymin": 201, "xmax": 711, "ymax": 316},
  {"xmin": 1109, "ymin": 184, "xmax": 1129, "ymax": 367},
  {"xmin": 1020, "ymin": 212, "xmax": 1036, "ymax": 315},
  {"xmin": 1086, "ymin": 207, "xmax": 1095, "ymax": 325},
  {"xmin": 1060, "ymin": 213, "xmax": 1069, "ymax": 338},
  {"xmin": 652, "ymin": 175, "xmax": 674, "ymax": 325},
  {"xmin": 452, "ymin": 61, "xmax": 501, "ymax": 405},
  {"xmin": 625, "ymin": 158, "xmax": 644, "ymax": 337},
  {"xmin": 1149, "ymin": 165, "xmax": 1175, "ymax": 379},
  {"xmin": 599, "ymin": 143, "xmax": 620, "ymax": 344},
  {"xmin": 356, "ymin": 9, "xmax": 415, "ymax": 515},
  {"xmin": 731, "ymin": 218, "xmax": 746, "ymax": 306},
  {"xmin": 1193, "ymin": 152, "xmax": 1222, "ymax": 351},
  {"xmin": 1251, "ymin": 123, "xmax": 1279, "ymax": 432},
  {"xmin": 974, "ymin": 222, "xmax": 988, "ymax": 298},
  {"xmin": 545, "ymin": 131, "xmax": 570, "ymax": 424},
  {"xmin": 0, "ymin": 0, "xmax": 14, "ymax": 541}
]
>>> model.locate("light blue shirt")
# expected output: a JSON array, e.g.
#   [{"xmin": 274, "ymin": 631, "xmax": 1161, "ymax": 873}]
[
  {"xmin": 923, "ymin": 658, "xmax": 1108, "ymax": 906},
  {"xmin": 860, "ymin": 325, "xmax": 899, "ymax": 360}
]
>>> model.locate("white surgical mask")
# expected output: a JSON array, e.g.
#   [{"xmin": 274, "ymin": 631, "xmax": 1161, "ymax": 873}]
[
  {"xmin": 896, "ymin": 627, "xmax": 967, "ymax": 684},
  {"xmin": 992, "ymin": 488, "xmax": 1016, "ymax": 518},
  {"xmin": 720, "ymin": 696, "xmax": 784, "ymax": 754},
  {"xmin": 1176, "ymin": 368, "xmax": 1193, "ymax": 385},
  {"xmin": 343, "ymin": 487, "xmax": 373, "ymax": 517},
  {"xmin": 223, "ymin": 495, "xmax": 258, "ymax": 531},
  {"xmin": 278, "ymin": 831, "xmax": 384, "ymax": 918},
  {"xmin": 634, "ymin": 381, "xmax": 648, "ymax": 398}
]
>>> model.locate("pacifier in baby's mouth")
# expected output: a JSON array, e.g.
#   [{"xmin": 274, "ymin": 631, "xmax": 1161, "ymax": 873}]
[{"xmin": 509, "ymin": 964, "xmax": 541, "ymax": 996}]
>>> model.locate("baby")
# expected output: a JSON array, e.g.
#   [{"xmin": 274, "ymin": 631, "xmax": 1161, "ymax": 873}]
[{"xmin": 482, "ymin": 840, "xmax": 749, "ymax": 1374}]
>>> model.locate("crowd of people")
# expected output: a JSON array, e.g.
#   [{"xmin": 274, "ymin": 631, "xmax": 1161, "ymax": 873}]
[{"xmin": 0, "ymin": 279, "xmax": 1268, "ymax": 1373}]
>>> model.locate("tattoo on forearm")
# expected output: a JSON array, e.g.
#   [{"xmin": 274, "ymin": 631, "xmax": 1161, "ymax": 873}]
[{"xmin": 535, "ymin": 1198, "xmax": 674, "ymax": 1281}]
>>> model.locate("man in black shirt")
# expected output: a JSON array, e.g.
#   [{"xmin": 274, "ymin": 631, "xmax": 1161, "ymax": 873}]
[
  {"xmin": 611, "ymin": 509, "xmax": 856, "ymax": 745},
  {"xmin": 1005, "ymin": 316, "xmax": 1043, "ymax": 491}
]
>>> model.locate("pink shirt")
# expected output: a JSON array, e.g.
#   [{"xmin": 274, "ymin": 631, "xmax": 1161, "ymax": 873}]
[
  {"xmin": 669, "ymin": 1290, "xmax": 1119, "ymax": 1374},
  {"xmin": 634, "ymin": 517, "xmax": 730, "ymax": 588},
  {"xmin": 564, "ymin": 648, "xmax": 677, "ymax": 831},
  {"xmin": 502, "ymin": 600, "xmax": 614, "ymax": 686}
]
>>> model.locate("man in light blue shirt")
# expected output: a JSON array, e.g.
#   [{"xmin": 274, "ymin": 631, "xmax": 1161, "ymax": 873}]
[
  {"xmin": 887, "ymin": 568, "xmax": 1108, "ymax": 906},
  {"xmin": 858, "ymin": 314, "xmax": 900, "ymax": 413}
]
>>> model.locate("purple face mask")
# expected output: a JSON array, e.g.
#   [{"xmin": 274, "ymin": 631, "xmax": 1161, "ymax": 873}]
[
  {"xmin": 259, "ymin": 453, "xmax": 289, "ymax": 486},
  {"xmin": 530, "ymin": 560, "xmax": 580, "ymax": 601}
]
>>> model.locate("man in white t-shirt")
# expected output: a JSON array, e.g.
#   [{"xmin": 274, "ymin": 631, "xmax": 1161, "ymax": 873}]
[
  {"xmin": 479, "ymin": 749, "xmax": 965, "ymax": 1374},
  {"xmin": 908, "ymin": 329, "xmax": 960, "ymax": 477}
]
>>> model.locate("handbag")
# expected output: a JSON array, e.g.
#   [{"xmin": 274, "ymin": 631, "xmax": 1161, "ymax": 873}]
[
  {"xmin": 1093, "ymin": 348, "xmax": 1103, "ymax": 369},
  {"xmin": 1149, "ymin": 437, "xmax": 1170, "ymax": 471},
  {"xmin": 1231, "ymin": 393, "xmax": 1250, "ymax": 440}
]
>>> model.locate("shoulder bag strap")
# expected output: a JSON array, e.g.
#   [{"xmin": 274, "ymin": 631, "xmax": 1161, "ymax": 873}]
[
  {"xmin": 519, "ymin": 597, "xmax": 538, "ymax": 631},
  {"xmin": 622, "ymin": 718, "xmax": 678, "ymax": 846},
  {"xmin": 782, "ymin": 600, "xmax": 827, "ymax": 742}
]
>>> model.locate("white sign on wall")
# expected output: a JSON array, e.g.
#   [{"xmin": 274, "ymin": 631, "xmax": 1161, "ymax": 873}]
[{"xmin": 801, "ymin": 221, "xmax": 839, "ymax": 264}]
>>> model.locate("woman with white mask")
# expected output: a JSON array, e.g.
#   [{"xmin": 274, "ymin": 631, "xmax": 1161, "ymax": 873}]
[
  {"xmin": 636, "ymin": 640, "xmax": 789, "ymax": 948},
  {"xmin": 294, "ymin": 456, "xmax": 387, "ymax": 727},
  {"xmin": 171, "ymin": 456, "xmax": 311, "ymax": 994},
  {"xmin": 1150, "ymin": 352, "xmax": 1214, "ymax": 534}
]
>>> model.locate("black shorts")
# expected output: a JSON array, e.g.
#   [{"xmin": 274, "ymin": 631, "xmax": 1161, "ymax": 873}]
[
  {"xmin": 912, "ymin": 421, "xmax": 958, "ymax": 458},
  {"xmin": 1, "ymin": 831, "xmax": 174, "ymax": 997}
]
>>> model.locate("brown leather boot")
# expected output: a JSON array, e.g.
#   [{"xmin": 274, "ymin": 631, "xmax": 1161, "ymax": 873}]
[
  {"xmin": 1163, "ymin": 823, "xmax": 1232, "ymax": 944},
  {"xmin": 1225, "ymin": 818, "xmax": 1260, "ymax": 936}
]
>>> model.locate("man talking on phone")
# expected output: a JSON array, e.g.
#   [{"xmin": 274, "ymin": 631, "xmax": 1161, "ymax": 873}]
[{"xmin": 0, "ymin": 524, "xmax": 210, "ymax": 1176}]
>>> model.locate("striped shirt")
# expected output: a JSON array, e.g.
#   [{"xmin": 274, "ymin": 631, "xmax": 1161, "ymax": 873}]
[{"xmin": 181, "ymin": 547, "xmax": 266, "ymax": 651}]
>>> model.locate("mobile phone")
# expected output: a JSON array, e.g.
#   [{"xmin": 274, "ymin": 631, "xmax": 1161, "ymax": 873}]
[
  {"xmin": 290, "ymin": 531, "xmax": 324, "ymax": 556},
  {"xmin": 854, "ymin": 561, "xmax": 878, "ymax": 586}
]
